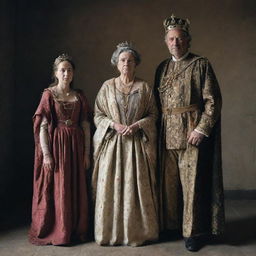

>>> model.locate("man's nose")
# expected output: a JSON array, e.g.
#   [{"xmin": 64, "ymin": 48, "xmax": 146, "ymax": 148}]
[{"xmin": 173, "ymin": 38, "xmax": 179, "ymax": 45}]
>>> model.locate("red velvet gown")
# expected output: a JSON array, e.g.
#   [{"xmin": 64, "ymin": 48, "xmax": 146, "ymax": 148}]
[{"xmin": 29, "ymin": 89, "xmax": 89, "ymax": 245}]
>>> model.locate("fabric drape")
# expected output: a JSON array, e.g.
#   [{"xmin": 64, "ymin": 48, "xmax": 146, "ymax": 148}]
[
  {"xmin": 29, "ymin": 89, "xmax": 90, "ymax": 245},
  {"xmin": 92, "ymin": 78, "xmax": 159, "ymax": 246}
]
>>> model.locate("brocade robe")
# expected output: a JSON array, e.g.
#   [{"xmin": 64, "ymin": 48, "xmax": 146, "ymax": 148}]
[
  {"xmin": 154, "ymin": 53, "xmax": 225, "ymax": 236},
  {"xmin": 92, "ymin": 77, "xmax": 159, "ymax": 246}
]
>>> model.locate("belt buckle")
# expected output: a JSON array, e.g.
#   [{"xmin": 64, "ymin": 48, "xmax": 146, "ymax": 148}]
[{"xmin": 65, "ymin": 119, "xmax": 73, "ymax": 126}]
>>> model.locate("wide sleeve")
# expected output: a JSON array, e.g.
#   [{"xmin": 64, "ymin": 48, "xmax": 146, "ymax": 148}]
[
  {"xmin": 136, "ymin": 89, "xmax": 158, "ymax": 131},
  {"xmin": 93, "ymin": 83, "xmax": 116, "ymax": 160},
  {"xmin": 77, "ymin": 90, "xmax": 92, "ymax": 123},
  {"xmin": 135, "ymin": 83, "xmax": 158, "ymax": 147},
  {"xmin": 195, "ymin": 60, "xmax": 222, "ymax": 136},
  {"xmin": 94, "ymin": 84, "xmax": 115, "ymax": 129},
  {"xmin": 78, "ymin": 91, "xmax": 92, "ymax": 159},
  {"xmin": 136, "ymin": 83, "xmax": 158, "ymax": 174},
  {"xmin": 33, "ymin": 89, "xmax": 54, "ymax": 178},
  {"xmin": 33, "ymin": 90, "xmax": 54, "ymax": 148}
]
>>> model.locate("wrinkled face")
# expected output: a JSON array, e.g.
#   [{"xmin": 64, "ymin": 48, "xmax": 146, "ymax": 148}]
[
  {"xmin": 55, "ymin": 61, "xmax": 73, "ymax": 85},
  {"xmin": 165, "ymin": 29, "xmax": 189, "ymax": 59},
  {"xmin": 117, "ymin": 51, "xmax": 136, "ymax": 76}
]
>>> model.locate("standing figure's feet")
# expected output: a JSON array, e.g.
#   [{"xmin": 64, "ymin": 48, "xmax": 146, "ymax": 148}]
[{"xmin": 184, "ymin": 237, "xmax": 201, "ymax": 252}]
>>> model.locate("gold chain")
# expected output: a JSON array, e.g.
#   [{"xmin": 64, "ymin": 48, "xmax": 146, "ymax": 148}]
[{"xmin": 119, "ymin": 77, "xmax": 135, "ymax": 121}]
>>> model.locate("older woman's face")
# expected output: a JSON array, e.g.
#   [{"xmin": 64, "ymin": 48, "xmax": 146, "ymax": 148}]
[
  {"xmin": 55, "ymin": 61, "xmax": 73, "ymax": 86},
  {"xmin": 117, "ymin": 51, "xmax": 136, "ymax": 76}
]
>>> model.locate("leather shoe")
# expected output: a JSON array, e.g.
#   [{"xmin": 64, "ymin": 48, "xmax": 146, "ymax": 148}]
[{"xmin": 184, "ymin": 237, "xmax": 200, "ymax": 252}]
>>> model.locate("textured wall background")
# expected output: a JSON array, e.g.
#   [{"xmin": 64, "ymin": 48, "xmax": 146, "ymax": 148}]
[{"xmin": 1, "ymin": 0, "xmax": 256, "ymax": 207}]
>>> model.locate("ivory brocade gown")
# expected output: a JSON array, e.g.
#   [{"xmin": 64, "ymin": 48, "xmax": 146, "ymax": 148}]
[{"xmin": 92, "ymin": 78, "xmax": 159, "ymax": 246}]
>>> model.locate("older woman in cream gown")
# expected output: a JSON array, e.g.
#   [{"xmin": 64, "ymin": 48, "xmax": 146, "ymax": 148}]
[{"xmin": 92, "ymin": 42, "xmax": 159, "ymax": 246}]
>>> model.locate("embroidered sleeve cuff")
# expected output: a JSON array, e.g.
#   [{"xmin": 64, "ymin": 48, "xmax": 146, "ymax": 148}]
[
  {"xmin": 194, "ymin": 128, "xmax": 208, "ymax": 137},
  {"xmin": 136, "ymin": 121, "xmax": 142, "ymax": 129}
]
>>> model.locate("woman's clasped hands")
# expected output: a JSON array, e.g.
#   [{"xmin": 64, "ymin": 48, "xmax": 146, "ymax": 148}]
[{"xmin": 113, "ymin": 122, "xmax": 139, "ymax": 136}]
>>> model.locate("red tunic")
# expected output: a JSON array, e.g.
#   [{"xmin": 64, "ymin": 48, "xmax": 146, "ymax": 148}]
[{"xmin": 29, "ymin": 89, "xmax": 90, "ymax": 245}]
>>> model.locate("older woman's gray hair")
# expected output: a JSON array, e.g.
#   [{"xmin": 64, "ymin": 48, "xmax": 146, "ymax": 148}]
[{"xmin": 111, "ymin": 42, "xmax": 141, "ymax": 66}]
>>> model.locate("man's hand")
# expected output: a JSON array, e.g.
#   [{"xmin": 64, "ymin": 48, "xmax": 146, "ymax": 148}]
[{"xmin": 187, "ymin": 130, "xmax": 205, "ymax": 146}]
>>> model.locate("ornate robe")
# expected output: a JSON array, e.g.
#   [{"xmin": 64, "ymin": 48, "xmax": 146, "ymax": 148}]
[
  {"xmin": 154, "ymin": 53, "xmax": 225, "ymax": 236},
  {"xmin": 92, "ymin": 77, "xmax": 159, "ymax": 246}
]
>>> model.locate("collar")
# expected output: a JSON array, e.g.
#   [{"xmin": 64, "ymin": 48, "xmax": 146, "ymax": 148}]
[{"xmin": 172, "ymin": 51, "xmax": 189, "ymax": 62}]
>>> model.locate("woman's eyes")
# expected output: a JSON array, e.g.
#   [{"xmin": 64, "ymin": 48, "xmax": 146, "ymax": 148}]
[
  {"xmin": 120, "ymin": 59, "xmax": 133, "ymax": 63},
  {"xmin": 59, "ymin": 69, "xmax": 72, "ymax": 72}
]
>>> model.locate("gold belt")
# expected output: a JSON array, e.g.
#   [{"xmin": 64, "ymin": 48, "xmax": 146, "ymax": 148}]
[
  {"xmin": 58, "ymin": 120, "xmax": 77, "ymax": 126},
  {"xmin": 162, "ymin": 104, "xmax": 199, "ymax": 115}
]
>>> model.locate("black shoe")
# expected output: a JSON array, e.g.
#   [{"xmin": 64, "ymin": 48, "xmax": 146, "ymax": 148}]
[{"xmin": 184, "ymin": 237, "xmax": 200, "ymax": 252}]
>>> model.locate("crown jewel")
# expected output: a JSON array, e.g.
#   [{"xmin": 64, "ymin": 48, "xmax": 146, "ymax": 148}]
[
  {"xmin": 163, "ymin": 14, "xmax": 190, "ymax": 33},
  {"xmin": 55, "ymin": 53, "xmax": 72, "ymax": 62},
  {"xmin": 116, "ymin": 41, "xmax": 133, "ymax": 49}
]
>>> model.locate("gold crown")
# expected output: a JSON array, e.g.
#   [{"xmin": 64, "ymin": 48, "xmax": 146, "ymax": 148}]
[{"xmin": 163, "ymin": 14, "xmax": 190, "ymax": 33}]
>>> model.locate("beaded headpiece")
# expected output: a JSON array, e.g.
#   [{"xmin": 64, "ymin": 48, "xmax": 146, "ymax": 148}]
[
  {"xmin": 53, "ymin": 53, "xmax": 75, "ymax": 70},
  {"xmin": 163, "ymin": 14, "xmax": 190, "ymax": 33},
  {"xmin": 111, "ymin": 41, "xmax": 141, "ymax": 66},
  {"xmin": 116, "ymin": 41, "xmax": 133, "ymax": 49},
  {"xmin": 54, "ymin": 53, "xmax": 72, "ymax": 63}
]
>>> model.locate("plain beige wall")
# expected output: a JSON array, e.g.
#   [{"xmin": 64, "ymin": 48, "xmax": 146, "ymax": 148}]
[{"xmin": 12, "ymin": 0, "xmax": 256, "ymax": 193}]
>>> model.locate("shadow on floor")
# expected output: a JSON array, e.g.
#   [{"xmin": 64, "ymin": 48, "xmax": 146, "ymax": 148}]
[
  {"xmin": 0, "ymin": 199, "xmax": 31, "ymax": 232},
  {"xmin": 211, "ymin": 216, "xmax": 256, "ymax": 246},
  {"xmin": 157, "ymin": 216, "xmax": 256, "ymax": 248},
  {"xmin": 1, "ymin": 201, "xmax": 256, "ymax": 249}
]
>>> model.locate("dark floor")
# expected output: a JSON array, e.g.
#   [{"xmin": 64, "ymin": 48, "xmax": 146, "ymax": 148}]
[{"xmin": 0, "ymin": 200, "xmax": 256, "ymax": 256}]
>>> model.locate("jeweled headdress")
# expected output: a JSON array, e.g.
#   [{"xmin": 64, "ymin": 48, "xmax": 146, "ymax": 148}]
[
  {"xmin": 55, "ymin": 53, "xmax": 72, "ymax": 63},
  {"xmin": 116, "ymin": 41, "xmax": 133, "ymax": 49},
  {"xmin": 53, "ymin": 53, "xmax": 75, "ymax": 71},
  {"xmin": 111, "ymin": 41, "xmax": 141, "ymax": 66},
  {"xmin": 163, "ymin": 14, "xmax": 190, "ymax": 33}
]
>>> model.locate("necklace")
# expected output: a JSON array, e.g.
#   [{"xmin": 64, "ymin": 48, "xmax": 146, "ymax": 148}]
[
  {"xmin": 119, "ymin": 76, "xmax": 134, "ymax": 92},
  {"xmin": 118, "ymin": 77, "xmax": 135, "ymax": 119},
  {"xmin": 55, "ymin": 86, "xmax": 71, "ymax": 98}
]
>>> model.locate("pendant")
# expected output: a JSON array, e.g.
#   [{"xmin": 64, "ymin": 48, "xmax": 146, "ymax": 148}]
[{"xmin": 65, "ymin": 119, "xmax": 73, "ymax": 126}]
